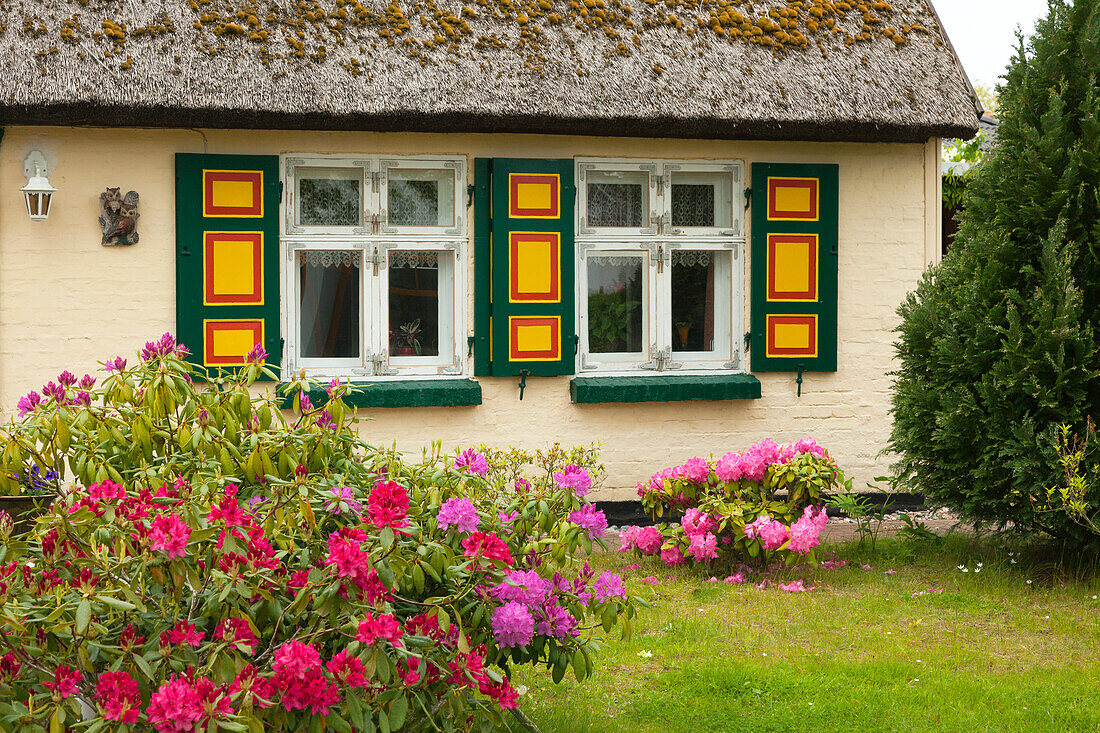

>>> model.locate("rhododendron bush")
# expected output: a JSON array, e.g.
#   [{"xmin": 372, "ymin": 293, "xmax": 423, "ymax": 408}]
[
  {"xmin": 622, "ymin": 439, "xmax": 848, "ymax": 568},
  {"xmin": 0, "ymin": 336, "xmax": 639, "ymax": 732}
]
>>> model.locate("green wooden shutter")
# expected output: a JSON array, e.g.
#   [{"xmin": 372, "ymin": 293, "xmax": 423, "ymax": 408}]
[
  {"xmin": 474, "ymin": 158, "xmax": 576, "ymax": 377},
  {"xmin": 175, "ymin": 153, "xmax": 281, "ymax": 377},
  {"xmin": 750, "ymin": 162, "xmax": 838, "ymax": 373}
]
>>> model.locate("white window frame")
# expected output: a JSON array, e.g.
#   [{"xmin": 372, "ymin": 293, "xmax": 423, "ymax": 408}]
[
  {"xmin": 575, "ymin": 157, "xmax": 745, "ymax": 374},
  {"xmin": 281, "ymin": 154, "xmax": 467, "ymax": 380}
]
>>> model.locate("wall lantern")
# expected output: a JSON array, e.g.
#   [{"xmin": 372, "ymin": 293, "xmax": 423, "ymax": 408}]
[{"xmin": 21, "ymin": 151, "xmax": 56, "ymax": 221}]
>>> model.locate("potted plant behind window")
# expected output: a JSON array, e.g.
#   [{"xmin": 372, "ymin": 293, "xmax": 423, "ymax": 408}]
[
  {"xmin": 0, "ymin": 464, "xmax": 59, "ymax": 535},
  {"xmin": 393, "ymin": 319, "xmax": 422, "ymax": 356},
  {"xmin": 675, "ymin": 321, "xmax": 692, "ymax": 349}
]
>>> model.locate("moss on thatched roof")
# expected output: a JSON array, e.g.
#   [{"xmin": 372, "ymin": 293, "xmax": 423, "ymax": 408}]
[{"xmin": 0, "ymin": 0, "xmax": 979, "ymax": 141}]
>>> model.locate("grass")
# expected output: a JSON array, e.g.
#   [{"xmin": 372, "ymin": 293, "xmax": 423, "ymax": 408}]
[{"xmin": 507, "ymin": 535, "xmax": 1100, "ymax": 733}]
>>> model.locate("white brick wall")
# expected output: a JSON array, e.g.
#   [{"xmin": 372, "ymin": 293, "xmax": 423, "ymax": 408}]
[{"xmin": 0, "ymin": 127, "xmax": 937, "ymax": 499}]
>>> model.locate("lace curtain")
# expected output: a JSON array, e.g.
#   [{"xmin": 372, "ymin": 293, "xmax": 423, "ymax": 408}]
[
  {"xmin": 301, "ymin": 250, "xmax": 361, "ymax": 268},
  {"xmin": 298, "ymin": 178, "xmax": 361, "ymax": 226},
  {"xmin": 390, "ymin": 250, "xmax": 440, "ymax": 269},
  {"xmin": 587, "ymin": 183, "xmax": 644, "ymax": 228}
]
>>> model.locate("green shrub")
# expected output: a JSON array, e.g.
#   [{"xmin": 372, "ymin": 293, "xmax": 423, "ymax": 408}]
[
  {"xmin": 0, "ymin": 335, "xmax": 640, "ymax": 732},
  {"xmin": 890, "ymin": 0, "xmax": 1100, "ymax": 546}
]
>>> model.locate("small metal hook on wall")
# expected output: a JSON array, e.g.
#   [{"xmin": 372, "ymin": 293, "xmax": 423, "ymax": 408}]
[
  {"xmin": 518, "ymin": 369, "xmax": 531, "ymax": 400},
  {"xmin": 796, "ymin": 364, "xmax": 804, "ymax": 398}
]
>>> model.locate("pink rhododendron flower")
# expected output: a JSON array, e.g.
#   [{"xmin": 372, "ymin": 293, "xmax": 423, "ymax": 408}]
[
  {"xmin": 492, "ymin": 569, "xmax": 550, "ymax": 607},
  {"xmin": 88, "ymin": 480, "xmax": 126, "ymax": 502},
  {"xmin": 498, "ymin": 510, "xmax": 520, "ymax": 524},
  {"xmin": 724, "ymin": 572, "xmax": 746, "ymax": 584},
  {"xmin": 16, "ymin": 390, "xmax": 41, "ymax": 417},
  {"xmin": 166, "ymin": 621, "xmax": 204, "ymax": 647},
  {"xmin": 689, "ymin": 532, "xmax": 718, "ymax": 562},
  {"xmin": 453, "ymin": 448, "xmax": 489, "ymax": 475},
  {"xmin": 43, "ymin": 664, "xmax": 81, "ymax": 699},
  {"xmin": 744, "ymin": 515, "xmax": 789, "ymax": 551},
  {"xmin": 779, "ymin": 580, "xmax": 815, "ymax": 592},
  {"xmin": 149, "ymin": 514, "xmax": 191, "ymax": 558},
  {"xmin": 618, "ymin": 525, "xmax": 642, "ymax": 551},
  {"xmin": 535, "ymin": 601, "xmax": 578, "ymax": 638},
  {"xmin": 463, "ymin": 531, "xmax": 513, "ymax": 566},
  {"xmin": 105, "ymin": 356, "xmax": 127, "ymax": 373},
  {"xmin": 568, "ymin": 504, "xmax": 607, "ymax": 540},
  {"xmin": 682, "ymin": 456, "xmax": 711, "ymax": 483},
  {"xmin": 661, "ymin": 545, "xmax": 685, "ymax": 566},
  {"xmin": 492, "ymin": 601, "xmax": 534, "ymax": 647},
  {"xmin": 325, "ymin": 528, "xmax": 380, "ymax": 591},
  {"xmin": 681, "ymin": 508, "xmax": 717, "ymax": 539},
  {"xmin": 788, "ymin": 506, "xmax": 828, "ymax": 555},
  {"xmin": 738, "ymin": 451, "xmax": 768, "ymax": 482},
  {"xmin": 96, "ymin": 671, "xmax": 140, "ymax": 723},
  {"xmin": 634, "ymin": 526, "xmax": 663, "ymax": 555},
  {"xmin": 368, "ymin": 481, "xmax": 408, "ymax": 528},
  {"xmin": 327, "ymin": 650, "xmax": 368, "ymax": 688},
  {"xmin": 208, "ymin": 488, "xmax": 250, "ymax": 526},
  {"xmin": 323, "ymin": 486, "xmax": 363, "ymax": 516},
  {"xmin": 215, "ymin": 618, "xmax": 258, "ymax": 654},
  {"xmin": 715, "ymin": 451, "xmax": 743, "ymax": 481},
  {"xmin": 228, "ymin": 665, "xmax": 275, "ymax": 709},
  {"xmin": 593, "ymin": 572, "xmax": 625, "ymax": 603},
  {"xmin": 146, "ymin": 675, "xmax": 205, "ymax": 733},
  {"xmin": 356, "ymin": 613, "xmax": 404, "ymax": 647},
  {"xmin": 554, "ymin": 464, "xmax": 593, "ymax": 496},
  {"xmin": 437, "ymin": 498, "xmax": 479, "ymax": 533}
]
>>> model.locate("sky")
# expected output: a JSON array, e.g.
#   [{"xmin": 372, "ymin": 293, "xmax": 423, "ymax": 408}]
[{"xmin": 933, "ymin": 0, "xmax": 1050, "ymax": 90}]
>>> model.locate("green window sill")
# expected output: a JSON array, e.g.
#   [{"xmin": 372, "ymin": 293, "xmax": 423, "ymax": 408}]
[
  {"xmin": 569, "ymin": 374, "xmax": 762, "ymax": 404},
  {"xmin": 279, "ymin": 379, "xmax": 482, "ymax": 409}
]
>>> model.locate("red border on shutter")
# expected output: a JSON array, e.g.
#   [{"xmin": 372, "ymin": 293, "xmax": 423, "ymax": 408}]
[
  {"xmin": 204, "ymin": 319, "xmax": 264, "ymax": 366},
  {"xmin": 203, "ymin": 232, "xmax": 265, "ymax": 305},
  {"xmin": 203, "ymin": 170, "xmax": 264, "ymax": 218},
  {"xmin": 508, "ymin": 174, "xmax": 560, "ymax": 219},
  {"xmin": 765, "ymin": 314, "xmax": 818, "ymax": 358},
  {"xmin": 766, "ymin": 234, "xmax": 819, "ymax": 302},
  {"xmin": 767, "ymin": 177, "xmax": 819, "ymax": 221},
  {"xmin": 508, "ymin": 316, "xmax": 561, "ymax": 361}
]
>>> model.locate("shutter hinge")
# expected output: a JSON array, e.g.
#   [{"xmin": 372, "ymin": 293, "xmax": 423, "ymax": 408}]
[
  {"xmin": 277, "ymin": 180, "xmax": 284, "ymax": 202},
  {"xmin": 466, "ymin": 184, "xmax": 475, "ymax": 208},
  {"xmin": 744, "ymin": 187, "xmax": 752, "ymax": 210},
  {"xmin": 744, "ymin": 332, "xmax": 752, "ymax": 351}
]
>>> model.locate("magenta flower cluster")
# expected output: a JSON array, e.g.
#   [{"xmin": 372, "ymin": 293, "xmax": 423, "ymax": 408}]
[
  {"xmin": 567, "ymin": 504, "xmax": 607, "ymax": 540},
  {"xmin": 554, "ymin": 464, "xmax": 593, "ymax": 496},
  {"xmin": 437, "ymin": 498, "xmax": 480, "ymax": 533},
  {"xmin": 636, "ymin": 437, "xmax": 831, "ymax": 497},
  {"xmin": 452, "ymin": 448, "xmax": 489, "ymax": 475}
]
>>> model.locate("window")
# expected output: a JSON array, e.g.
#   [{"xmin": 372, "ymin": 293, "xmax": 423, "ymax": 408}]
[
  {"xmin": 282, "ymin": 155, "xmax": 466, "ymax": 377},
  {"xmin": 576, "ymin": 159, "xmax": 743, "ymax": 372}
]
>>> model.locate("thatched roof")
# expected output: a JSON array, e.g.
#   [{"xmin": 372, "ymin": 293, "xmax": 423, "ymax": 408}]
[{"xmin": 0, "ymin": 0, "xmax": 980, "ymax": 141}]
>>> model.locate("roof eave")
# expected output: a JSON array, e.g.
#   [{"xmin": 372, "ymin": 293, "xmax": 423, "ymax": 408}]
[{"xmin": 0, "ymin": 104, "xmax": 979, "ymax": 143}]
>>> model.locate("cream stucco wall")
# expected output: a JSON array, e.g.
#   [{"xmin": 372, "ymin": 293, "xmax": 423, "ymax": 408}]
[{"xmin": 0, "ymin": 126, "xmax": 939, "ymax": 500}]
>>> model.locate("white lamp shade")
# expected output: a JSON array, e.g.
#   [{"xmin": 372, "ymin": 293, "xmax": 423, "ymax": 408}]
[{"xmin": 21, "ymin": 175, "xmax": 56, "ymax": 220}]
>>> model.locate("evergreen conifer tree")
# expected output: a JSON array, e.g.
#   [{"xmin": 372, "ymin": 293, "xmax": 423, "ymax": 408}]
[{"xmin": 891, "ymin": 0, "xmax": 1100, "ymax": 544}]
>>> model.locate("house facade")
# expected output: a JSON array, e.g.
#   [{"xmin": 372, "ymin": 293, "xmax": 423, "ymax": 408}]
[{"xmin": 0, "ymin": 0, "xmax": 978, "ymax": 499}]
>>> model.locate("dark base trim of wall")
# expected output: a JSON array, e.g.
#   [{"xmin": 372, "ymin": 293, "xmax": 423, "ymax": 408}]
[
  {"xmin": 570, "ymin": 374, "xmax": 762, "ymax": 404},
  {"xmin": 278, "ymin": 379, "xmax": 482, "ymax": 410}
]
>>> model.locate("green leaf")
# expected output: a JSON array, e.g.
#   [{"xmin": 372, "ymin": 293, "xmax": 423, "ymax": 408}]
[
  {"xmin": 389, "ymin": 694, "xmax": 408, "ymax": 730},
  {"xmin": 97, "ymin": 596, "xmax": 136, "ymax": 612},
  {"xmin": 75, "ymin": 599, "xmax": 91, "ymax": 634}
]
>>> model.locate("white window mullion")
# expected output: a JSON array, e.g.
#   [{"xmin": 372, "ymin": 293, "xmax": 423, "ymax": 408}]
[{"xmin": 652, "ymin": 243, "xmax": 673, "ymax": 369}]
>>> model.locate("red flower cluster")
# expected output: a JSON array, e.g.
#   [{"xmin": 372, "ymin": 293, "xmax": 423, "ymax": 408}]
[
  {"xmin": 356, "ymin": 613, "xmax": 404, "ymax": 647},
  {"xmin": 447, "ymin": 646, "xmax": 519, "ymax": 710},
  {"xmin": 43, "ymin": 664, "xmax": 81, "ymax": 699},
  {"xmin": 146, "ymin": 673, "xmax": 232, "ymax": 733},
  {"xmin": 215, "ymin": 618, "xmax": 258, "ymax": 654},
  {"xmin": 367, "ymin": 480, "xmax": 410, "ymax": 529},
  {"xmin": 461, "ymin": 531, "xmax": 513, "ymax": 567},
  {"xmin": 95, "ymin": 671, "xmax": 141, "ymax": 723},
  {"xmin": 271, "ymin": 641, "xmax": 341, "ymax": 716}
]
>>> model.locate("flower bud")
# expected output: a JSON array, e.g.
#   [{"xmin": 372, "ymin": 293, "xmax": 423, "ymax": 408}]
[{"xmin": 0, "ymin": 511, "xmax": 12, "ymax": 541}]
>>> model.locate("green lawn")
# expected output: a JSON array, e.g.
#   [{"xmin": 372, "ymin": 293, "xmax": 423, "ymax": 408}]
[{"xmin": 509, "ymin": 536, "xmax": 1100, "ymax": 733}]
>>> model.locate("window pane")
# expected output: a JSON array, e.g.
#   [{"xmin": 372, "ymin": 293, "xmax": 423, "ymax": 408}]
[
  {"xmin": 296, "ymin": 167, "xmax": 362, "ymax": 226},
  {"xmin": 671, "ymin": 171, "xmax": 733, "ymax": 228},
  {"xmin": 388, "ymin": 169, "xmax": 456, "ymax": 227},
  {"xmin": 671, "ymin": 250, "xmax": 728, "ymax": 353},
  {"xmin": 388, "ymin": 251, "xmax": 452, "ymax": 357},
  {"xmin": 587, "ymin": 254, "xmax": 645, "ymax": 354},
  {"xmin": 587, "ymin": 171, "xmax": 648, "ymax": 228},
  {"xmin": 299, "ymin": 251, "xmax": 361, "ymax": 358}
]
